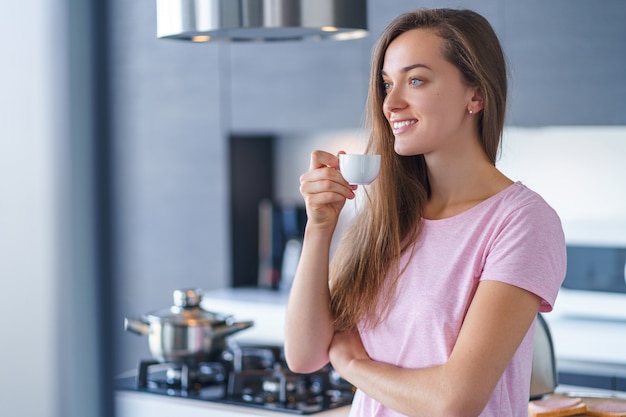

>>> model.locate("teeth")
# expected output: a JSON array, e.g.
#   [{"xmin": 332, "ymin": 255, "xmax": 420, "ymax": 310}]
[{"xmin": 393, "ymin": 120, "xmax": 415, "ymax": 129}]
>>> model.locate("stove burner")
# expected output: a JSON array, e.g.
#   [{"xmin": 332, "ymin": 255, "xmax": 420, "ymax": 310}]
[
  {"xmin": 117, "ymin": 343, "xmax": 354, "ymax": 414},
  {"xmin": 233, "ymin": 369, "xmax": 321, "ymax": 402},
  {"xmin": 137, "ymin": 360, "xmax": 226, "ymax": 391}
]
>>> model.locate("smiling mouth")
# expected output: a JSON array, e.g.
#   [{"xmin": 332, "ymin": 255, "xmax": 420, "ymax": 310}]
[{"xmin": 391, "ymin": 119, "xmax": 417, "ymax": 134}]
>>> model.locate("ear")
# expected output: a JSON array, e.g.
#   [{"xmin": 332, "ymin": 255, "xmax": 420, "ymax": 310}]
[{"xmin": 467, "ymin": 86, "xmax": 484, "ymax": 114}]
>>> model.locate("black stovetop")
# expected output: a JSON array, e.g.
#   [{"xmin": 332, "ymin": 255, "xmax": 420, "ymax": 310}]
[{"xmin": 115, "ymin": 344, "xmax": 354, "ymax": 415}]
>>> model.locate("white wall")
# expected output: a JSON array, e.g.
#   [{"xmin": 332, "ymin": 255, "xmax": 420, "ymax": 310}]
[
  {"xmin": 0, "ymin": 2, "xmax": 61, "ymax": 416},
  {"xmin": 275, "ymin": 126, "xmax": 626, "ymax": 247},
  {"xmin": 499, "ymin": 126, "xmax": 626, "ymax": 246}
]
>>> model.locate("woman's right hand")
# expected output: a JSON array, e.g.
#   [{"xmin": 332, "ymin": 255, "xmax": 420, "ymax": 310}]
[
  {"xmin": 299, "ymin": 150, "xmax": 356, "ymax": 230},
  {"xmin": 285, "ymin": 150, "xmax": 355, "ymax": 373}
]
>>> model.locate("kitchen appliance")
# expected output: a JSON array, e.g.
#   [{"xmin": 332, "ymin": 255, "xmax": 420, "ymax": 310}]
[
  {"xmin": 115, "ymin": 342, "xmax": 354, "ymax": 415},
  {"xmin": 257, "ymin": 201, "xmax": 306, "ymax": 290},
  {"xmin": 120, "ymin": 289, "xmax": 352, "ymax": 414},
  {"xmin": 156, "ymin": 0, "xmax": 368, "ymax": 43},
  {"xmin": 530, "ymin": 314, "xmax": 558, "ymax": 399},
  {"xmin": 124, "ymin": 289, "xmax": 254, "ymax": 364}
]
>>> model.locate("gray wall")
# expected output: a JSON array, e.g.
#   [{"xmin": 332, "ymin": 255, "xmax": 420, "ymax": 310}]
[
  {"xmin": 110, "ymin": 1, "xmax": 231, "ymax": 372},
  {"xmin": 3, "ymin": 1, "xmax": 106, "ymax": 417},
  {"xmin": 110, "ymin": 0, "xmax": 626, "ymax": 373},
  {"xmin": 2, "ymin": 3, "xmax": 60, "ymax": 415}
]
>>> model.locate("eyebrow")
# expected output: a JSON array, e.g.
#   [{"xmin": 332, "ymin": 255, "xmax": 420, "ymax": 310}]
[{"xmin": 381, "ymin": 63, "xmax": 432, "ymax": 77}]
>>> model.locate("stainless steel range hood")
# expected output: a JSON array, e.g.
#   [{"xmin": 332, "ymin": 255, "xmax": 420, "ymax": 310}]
[{"xmin": 156, "ymin": 0, "xmax": 368, "ymax": 42}]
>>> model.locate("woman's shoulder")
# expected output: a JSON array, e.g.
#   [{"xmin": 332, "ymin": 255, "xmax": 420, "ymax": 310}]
[
  {"xmin": 488, "ymin": 182, "xmax": 564, "ymax": 241},
  {"xmin": 420, "ymin": 182, "xmax": 561, "ymax": 230},
  {"xmin": 492, "ymin": 181, "xmax": 557, "ymax": 214},
  {"xmin": 471, "ymin": 181, "xmax": 563, "ymax": 236}
]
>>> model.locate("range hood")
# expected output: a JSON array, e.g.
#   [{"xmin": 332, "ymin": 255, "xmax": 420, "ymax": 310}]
[{"xmin": 156, "ymin": 0, "xmax": 368, "ymax": 42}]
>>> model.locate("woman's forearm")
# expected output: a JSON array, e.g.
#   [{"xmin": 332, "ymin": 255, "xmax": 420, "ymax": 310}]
[
  {"xmin": 284, "ymin": 224, "xmax": 337, "ymax": 373},
  {"xmin": 329, "ymin": 281, "xmax": 542, "ymax": 417},
  {"xmin": 337, "ymin": 356, "xmax": 481, "ymax": 417}
]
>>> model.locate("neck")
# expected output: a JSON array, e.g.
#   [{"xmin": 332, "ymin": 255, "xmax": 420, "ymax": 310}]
[{"xmin": 422, "ymin": 140, "xmax": 512, "ymax": 220}]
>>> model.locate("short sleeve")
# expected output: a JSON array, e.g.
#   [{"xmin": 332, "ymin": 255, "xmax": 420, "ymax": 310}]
[{"xmin": 480, "ymin": 200, "xmax": 567, "ymax": 312}]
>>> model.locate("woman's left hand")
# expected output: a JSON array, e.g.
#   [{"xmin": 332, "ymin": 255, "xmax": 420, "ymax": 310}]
[{"xmin": 328, "ymin": 330, "xmax": 370, "ymax": 377}]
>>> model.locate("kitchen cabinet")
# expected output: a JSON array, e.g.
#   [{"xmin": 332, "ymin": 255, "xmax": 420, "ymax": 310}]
[
  {"xmin": 226, "ymin": 0, "xmax": 626, "ymax": 130},
  {"xmin": 503, "ymin": 0, "xmax": 626, "ymax": 126},
  {"xmin": 227, "ymin": 39, "xmax": 370, "ymax": 132},
  {"xmin": 559, "ymin": 359, "xmax": 626, "ymax": 391}
]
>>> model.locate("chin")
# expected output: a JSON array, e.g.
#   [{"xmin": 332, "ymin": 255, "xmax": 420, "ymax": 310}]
[{"xmin": 394, "ymin": 144, "xmax": 419, "ymax": 157}]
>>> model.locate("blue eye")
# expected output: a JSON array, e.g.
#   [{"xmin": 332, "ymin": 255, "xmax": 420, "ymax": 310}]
[
  {"xmin": 383, "ymin": 81, "xmax": 392, "ymax": 91},
  {"xmin": 410, "ymin": 78, "xmax": 423, "ymax": 86}
]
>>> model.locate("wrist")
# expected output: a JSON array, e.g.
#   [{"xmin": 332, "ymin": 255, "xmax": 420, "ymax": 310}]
[
  {"xmin": 339, "ymin": 356, "xmax": 368, "ymax": 386},
  {"xmin": 304, "ymin": 222, "xmax": 337, "ymax": 241}
]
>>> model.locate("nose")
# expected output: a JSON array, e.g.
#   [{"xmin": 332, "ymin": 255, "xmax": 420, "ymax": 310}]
[{"xmin": 382, "ymin": 86, "xmax": 407, "ymax": 117}]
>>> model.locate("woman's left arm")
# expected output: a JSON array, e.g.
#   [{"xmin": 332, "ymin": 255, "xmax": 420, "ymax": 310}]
[{"xmin": 329, "ymin": 280, "xmax": 541, "ymax": 417}]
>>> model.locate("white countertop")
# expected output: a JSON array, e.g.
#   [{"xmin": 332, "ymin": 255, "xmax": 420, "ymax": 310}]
[
  {"xmin": 202, "ymin": 287, "xmax": 289, "ymax": 345},
  {"xmin": 116, "ymin": 391, "xmax": 350, "ymax": 417}
]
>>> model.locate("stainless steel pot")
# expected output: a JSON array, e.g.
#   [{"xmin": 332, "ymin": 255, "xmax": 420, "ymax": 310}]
[{"xmin": 124, "ymin": 288, "xmax": 253, "ymax": 364}]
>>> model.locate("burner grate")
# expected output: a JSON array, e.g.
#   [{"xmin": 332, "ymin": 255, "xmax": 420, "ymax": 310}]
[{"xmin": 116, "ymin": 343, "xmax": 354, "ymax": 414}]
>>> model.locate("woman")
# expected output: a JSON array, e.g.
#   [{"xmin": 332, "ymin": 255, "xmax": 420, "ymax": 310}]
[{"xmin": 284, "ymin": 8, "xmax": 566, "ymax": 417}]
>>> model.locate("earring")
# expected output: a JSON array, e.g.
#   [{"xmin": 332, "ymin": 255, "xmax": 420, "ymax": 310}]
[{"xmin": 468, "ymin": 109, "xmax": 473, "ymax": 114}]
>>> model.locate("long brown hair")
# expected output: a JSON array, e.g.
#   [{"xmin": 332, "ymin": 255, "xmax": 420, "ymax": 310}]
[{"xmin": 329, "ymin": 8, "xmax": 508, "ymax": 331}]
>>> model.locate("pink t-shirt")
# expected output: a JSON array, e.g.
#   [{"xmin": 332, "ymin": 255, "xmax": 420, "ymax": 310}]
[{"xmin": 351, "ymin": 182, "xmax": 566, "ymax": 417}]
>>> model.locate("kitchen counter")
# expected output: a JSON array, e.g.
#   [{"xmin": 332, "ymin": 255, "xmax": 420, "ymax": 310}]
[
  {"xmin": 115, "ymin": 287, "xmax": 626, "ymax": 417},
  {"xmin": 202, "ymin": 287, "xmax": 289, "ymax": 344},
  {"xmin": 541, "ymin": 387, "xmax": 626, "ymax": 416},
  {"xmin": 116, "ymin": 386, "xmax": 626, "ymax": 417}
]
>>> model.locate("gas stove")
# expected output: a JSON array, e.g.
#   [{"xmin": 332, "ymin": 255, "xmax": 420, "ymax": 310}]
[{"xmin": 115, "ymin": 343, "xmax": 354, "ymax": 415}]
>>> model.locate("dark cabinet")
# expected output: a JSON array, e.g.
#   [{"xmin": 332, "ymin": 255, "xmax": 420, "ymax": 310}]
[
  {"xmin": 558, "ymin": 360, "xmax": 626, "ymax": 391},
  {"xmin": 559, "ymin": 371, "xmax": 614, "ymax": 390},
  {"xmin": 563, "ymin": 246, "xmax": 626, "ymax": 294}
]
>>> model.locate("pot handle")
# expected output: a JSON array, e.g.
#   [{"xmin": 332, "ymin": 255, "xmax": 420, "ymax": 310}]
[
  {"xmin": 124, "ymin": 317, "xmax": 150, "ymax": 335},
  {"xmin": 214, "ymin": 320, "xmax": 254, "ymax": 338}
]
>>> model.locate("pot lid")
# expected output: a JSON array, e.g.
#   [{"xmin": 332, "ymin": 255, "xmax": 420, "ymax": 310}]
[
  {"xmin": 156, "ymin": 0, "xmax": 368, "ymax": 43},
  {"xmin": 144, "ymin": 288, "xmax": 233, "ymax": 326}
]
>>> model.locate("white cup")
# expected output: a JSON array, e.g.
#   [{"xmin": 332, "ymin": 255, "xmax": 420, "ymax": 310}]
[{"xmin": 338, "ymin": 154, "xmax": 381, "ymax": 185}]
